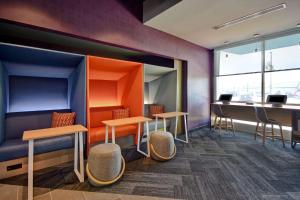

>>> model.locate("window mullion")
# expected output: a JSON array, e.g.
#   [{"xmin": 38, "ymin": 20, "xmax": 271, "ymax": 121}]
[{"xmin": 261, "ymin": 40, "xmax": 265, "ymax": 103}]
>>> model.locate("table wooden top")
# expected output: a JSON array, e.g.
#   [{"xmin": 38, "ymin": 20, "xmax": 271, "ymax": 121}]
[
  {"xmin": 102, "ymin": 116, "xmax": 152, "ymax": 127},
  {"xmin": 23, "ymin": 125, "xmax": 88, "ymax": 141},
  {"xmin": 153, "ymin": 112, "xmax": 189, "ymax": 118},
  {"xmin": 211, "ymin": 102, "xmax": 300, "ymax": 111}
]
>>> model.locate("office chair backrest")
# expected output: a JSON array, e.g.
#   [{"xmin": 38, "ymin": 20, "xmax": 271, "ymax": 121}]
[
  {"xmin": 212, "ymin": 104, "xmax": 224, "ymax": 117},
  {"xmin": 266, "ymin": 95, "xmax": 287, "ymax": 104},
  {"xmin": 254, "ymin": 107, "xmax": 269, "ymax": 123}
]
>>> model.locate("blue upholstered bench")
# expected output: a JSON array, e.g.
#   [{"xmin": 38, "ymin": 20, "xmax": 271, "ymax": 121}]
[
  {"xmin": 0, "ymin": 110, "xmax": 75, "ymax": 162},
  {"xmin": 0, "ymin": 136, "xmax": 74, "ymax": 162}
]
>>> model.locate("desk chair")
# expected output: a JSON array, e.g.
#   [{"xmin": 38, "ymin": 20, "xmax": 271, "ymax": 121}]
[
  {"xmin": 254, "ymin": 106, "xmax": 285, "ymax": 147},
  {"xmin": 212, "ymin": 104, "xmax": 235, "ymax": 135},
  {"xmin": 255, "ymin": 95, "xmax": 287, "ymax": 136}
]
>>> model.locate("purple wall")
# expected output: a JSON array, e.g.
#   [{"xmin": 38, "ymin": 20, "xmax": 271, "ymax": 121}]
[{"xmin": 0, "ymin": 0, "xmax": 212, "ymax": 129}]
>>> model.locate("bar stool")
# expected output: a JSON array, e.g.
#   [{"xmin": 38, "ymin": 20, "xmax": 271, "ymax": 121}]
[
  {"xmin": 253, "ymin": 106, "xmax": 285, "ymax": 147},
  {"xmin": 212, "ymin": 104, "xmax": 235, "ymax": 135}
]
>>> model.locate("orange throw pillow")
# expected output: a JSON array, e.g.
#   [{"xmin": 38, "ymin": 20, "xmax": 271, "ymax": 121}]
[
  {"xmin": 112, "ymin": 108, "xmax": 130, "ymax": 119},
  {"xmin": 149, "ymin": 104, "xmax": 164, "ymax": 118},
  {"xmin": 51, "ymin": 112, "xmax": 76, "ymax": 127}
]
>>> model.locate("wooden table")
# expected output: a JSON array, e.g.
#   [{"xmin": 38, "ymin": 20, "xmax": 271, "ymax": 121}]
[
  {"xmin": 212, "ymin": 102, "xmax": 300, "ymax": 110},
  {"xmin": 102, "ymin": 116, "xmax": 152, "ymax": 157},
  {"xmin": 153, "ymin": 112, "xmax": 189, "ymax": 143},
  {"xmin": 23, "ymin": 125, "xmax": 88, "ymax": 200},
  {"xmin": 211, "ymin": 102, "xmax": 300, "ymax": 127},
  {"xmin": 211, "ymin": 102, "xmax": 300, "ymax": 147}
]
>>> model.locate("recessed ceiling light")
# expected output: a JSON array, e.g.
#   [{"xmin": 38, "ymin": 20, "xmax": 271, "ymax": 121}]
[
  {"xmin": 213, "ymin": 3, "xmax": 287, "ymax": 30},
  {"xmin": 253, "ymin": 33, "xmax": 260, "ymax": 37}
]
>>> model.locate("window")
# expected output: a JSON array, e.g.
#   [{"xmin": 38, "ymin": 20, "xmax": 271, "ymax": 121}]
[
  {"xmin": 215, "ymin": 32, "xmax": 300, "ymax": 104},
  {"xmin": 218, "ymin": 42, "xmax": 262, "ymax": 75},
  {"xmin": 265, "ymin": 70, "xmax": 300, "ymax": 104},
  {"xmin": 215, "ymin": 42, "xmax": 262, "ymax": 102},
  {"xmin": 265, "ymin": 34, "xmax": 300, "ymax": 71},
  {"xmin": 216, "ymin": 74, "xmax": 261, "ymax": 102},
  {"xmin": 264, "ymin": 33, "xmax": 300, "ymax": 104}
]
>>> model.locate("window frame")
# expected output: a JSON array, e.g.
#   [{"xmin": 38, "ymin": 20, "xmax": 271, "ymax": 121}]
[{"xmin": 214, "ymin": 29, "xmax": 300, "ymax": 105}]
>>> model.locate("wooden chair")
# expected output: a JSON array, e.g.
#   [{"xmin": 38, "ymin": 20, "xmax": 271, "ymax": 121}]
[
  {"xmin": 212, "ymin": 104, "xmax": 235, "ymax": 135},
  {"xmin": 253, "ymin": 106, "xmax": 285, "ymax": 147}
]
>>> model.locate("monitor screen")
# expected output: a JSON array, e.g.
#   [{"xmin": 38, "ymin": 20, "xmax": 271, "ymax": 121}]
[
  {"xmin": 267, "ymin": 95, "xmax": 287, "ymax": 104},
  {"xmin": 218, "ymin": 94, "xmax": 233, "ymax": 102}
]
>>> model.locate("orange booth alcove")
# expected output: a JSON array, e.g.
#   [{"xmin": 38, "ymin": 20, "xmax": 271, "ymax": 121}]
[{"xmin": 86, "ymin": 56, "xmax": 143, "ymax": 152}]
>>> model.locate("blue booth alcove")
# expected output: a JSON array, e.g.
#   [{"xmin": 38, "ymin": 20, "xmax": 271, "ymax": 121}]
[{"xmin": 0, "ymin": 43, "xmax": 86, "ymax": 162}]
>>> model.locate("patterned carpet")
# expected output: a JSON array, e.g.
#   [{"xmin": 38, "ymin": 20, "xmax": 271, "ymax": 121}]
[{"xmin": 2, "ymin": 128, "xmax": 300, "ymax": 200}]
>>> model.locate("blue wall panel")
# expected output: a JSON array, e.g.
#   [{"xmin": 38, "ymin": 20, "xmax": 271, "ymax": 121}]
[
  {"xmin": 0, "ymin": 44, "xmax": 83, "ymax": 68},
  {"xmin": 9, "ymin": 76, "xmax": 69, "ymax": 113},
  {"xmin": 4, "ymin": 62, "xmax": 75, "ymax": 78},
  {"xmin": 0, "ymin": 61, "xmax": 6, "ymax": 144},
  {"xmin": 70, "ymin": 58, "xmax": 86, "ymax": 125}
]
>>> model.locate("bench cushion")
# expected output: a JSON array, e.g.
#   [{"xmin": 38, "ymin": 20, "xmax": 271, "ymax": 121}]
[
  {"xmin": 0, "ymin": 135, "xmax": 74, "ymax": 162},
  {"xmin": 51, "ymin": 112, "xmax": 76, "ymax": 127}
]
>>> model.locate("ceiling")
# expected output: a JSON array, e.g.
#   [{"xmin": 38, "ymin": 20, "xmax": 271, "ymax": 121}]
[{"xmin": 145, "ymin": 0, "xmax": 300, "ymax": 49}]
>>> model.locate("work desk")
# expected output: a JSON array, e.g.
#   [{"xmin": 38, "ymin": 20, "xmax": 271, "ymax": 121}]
[
  {"xmin": 212, "ymin": 102, "xmax": 300, "ymax": 110},
  {"xmin": 153, "ymin": 112, "xmax": 189, "ymax": 143},
  {"xmin": 211, "ymin": 102, "xmax": 300, "ymax": 127},
  {"xmin": 102, "ymin": 116, "xmax": 152, "ymax": 157},
  {"xmin": 23, "ymin": 125, "xmax": 88, "ymax": 200}
]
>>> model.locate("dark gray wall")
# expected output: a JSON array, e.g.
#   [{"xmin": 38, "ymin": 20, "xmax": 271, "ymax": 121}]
[
  {"xmin": 145, "ymin": 71, "xmax": 177, "ymax": 132},
  {"xmin": 148, "ymin": 71, "xmax": 177, "ymax": 112},
  {"xmin": 144, "ymin": 82, "xmax": 150, "ymax": 104}
]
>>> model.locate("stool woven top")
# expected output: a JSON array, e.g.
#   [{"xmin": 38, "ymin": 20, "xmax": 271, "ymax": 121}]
[
  {"xmin": 89, "ymin": 143, "xmax": 121, "ymax": 157},
  {"xmin": 87, "ymin": 143, "xmax": 125, "ymax": 186},
  {"xmin": 150, "ymin": 131, "xmax": 176, "ymax": 161}
]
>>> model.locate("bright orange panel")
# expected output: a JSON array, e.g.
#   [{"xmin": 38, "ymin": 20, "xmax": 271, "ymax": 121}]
[
  {"xmin": 89, "ymin": 69, "xmax": 127, "ymax": 81},
  {"xmin": 89, "ymin": 55, "xmax": 140, "ymax": 73},
  {"xmin": 123, "ymin": 65, "xmax": 143, "ymax": 117},
  {"xmin": 86, "ymin": 55, "xmax": 144, "ymax": 152},
  {"xmin": 89, "ymin": 80, "xmax": 118, "ymax": 107},
  {"xmin": 89, "ymin": 106, "xmax": 123, "ymax": 127},
  {"xmin": 90, "ymin": 125, "xmax": 137, "ymax": 143}
]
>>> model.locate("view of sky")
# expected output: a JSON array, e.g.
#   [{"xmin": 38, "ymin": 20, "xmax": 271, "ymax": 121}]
[{"xmin": 216, "ymin": 33, "xmax": 300, "ymax": 104}]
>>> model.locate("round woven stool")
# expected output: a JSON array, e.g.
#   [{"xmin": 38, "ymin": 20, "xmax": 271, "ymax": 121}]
[
  {"xmin": 86, "ymin": 143, "xmax": 125, "ymax": 186},
  {"xmin": 150, "ymin": 131, "xmax": 176, "ymax": 161}
]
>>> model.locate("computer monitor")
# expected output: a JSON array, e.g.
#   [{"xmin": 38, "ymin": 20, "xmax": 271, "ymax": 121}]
[
  {"xmin": 218, "ymin": 94, "xmax": 233, "ymax": 102},
  {"xmin": 266, "ymin": 95, "xmax": 287, "ymax": 105}
]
